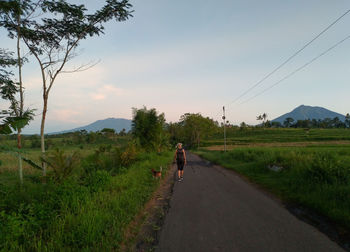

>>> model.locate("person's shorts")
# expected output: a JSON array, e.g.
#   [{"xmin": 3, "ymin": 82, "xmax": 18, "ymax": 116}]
[{"xmin": 177, "ymin": 160, "xmax": 185, "ymax": 171}]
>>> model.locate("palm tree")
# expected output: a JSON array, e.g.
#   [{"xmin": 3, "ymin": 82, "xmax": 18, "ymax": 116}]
[
  {"xmin": 262, "ymin": 113, "xmax": 267, "ymax": 125},
  {"xmin": 256, "ymin": 115, "xmax": 263, "ymax": 126}
]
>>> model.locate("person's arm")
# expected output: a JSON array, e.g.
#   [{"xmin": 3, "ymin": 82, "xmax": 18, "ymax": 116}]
[
  {"xmin": 173, "ymin": 151, "xmax": 177, "ymax": 163},
  {"xmin": 183, "ymin": 149, "xmax": 187, "ymax": 165}
]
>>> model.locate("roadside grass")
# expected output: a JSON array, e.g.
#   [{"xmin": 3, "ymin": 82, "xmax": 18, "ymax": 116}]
[
  {"xmin": 0, "ymin": 147, "xmax": 95, "ymax": 174},
  {"xmin": 0, "ymin": 151, "xmax": 173, "ymax": 251},
  {"xmin": 195, "ymin": 147, "xmax": 350, "ymax": 229}
]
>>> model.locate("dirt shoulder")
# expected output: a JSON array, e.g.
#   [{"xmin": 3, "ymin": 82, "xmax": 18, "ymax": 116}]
[{"xmin": 120, "ymin": 163, "xmax": 177, "ymax": 252}]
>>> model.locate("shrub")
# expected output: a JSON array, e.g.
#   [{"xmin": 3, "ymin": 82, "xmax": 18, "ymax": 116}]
[
  {"xmin": 121, "ymin": 143, "xmax": 138, "ymax": 167},
  {"xmin": 85, "ymin": 170, "xmax": 112, "ymax": 193},
  {"xmin": 43, "ymin": 149, "xmax": 80, "ymax": 183},
  {"xmin": 82, "ymin": 145, "xmax": 122, "ymax": 175}
]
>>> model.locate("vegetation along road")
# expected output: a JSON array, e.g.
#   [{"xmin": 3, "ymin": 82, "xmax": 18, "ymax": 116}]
[{"xmin": 157, "ymin": 153, "xmax": 344, "ymax": 252}]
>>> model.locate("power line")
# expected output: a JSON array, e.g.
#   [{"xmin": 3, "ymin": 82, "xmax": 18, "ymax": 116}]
[
  {"xmin": 239, "ymin": 33, "xmax": 350, "ymax": 105},
  {"xmin": 225, "ymin": 9, "xmax": 350, "ymax": 107}
]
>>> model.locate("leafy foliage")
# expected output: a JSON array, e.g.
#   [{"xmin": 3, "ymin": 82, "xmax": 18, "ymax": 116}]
[
  {"xmin": 0, "ymin": 151, "xmax": 173, "ymax": 250},
  {"xmin": 42, "ymin": 149, "xmax": 80, "ymax": 183},
  {"xmin": 169, "ymin": 113, "xmax": 218, "ymax": 148},
  {"xmin": 132, "ymin": 107, "xmax": 169, "ymax": 151}
]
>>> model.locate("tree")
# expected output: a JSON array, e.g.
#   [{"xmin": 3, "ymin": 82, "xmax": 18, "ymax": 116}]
[
  {"xmin": 271, "ymin": 121, "xmax": 282, "ymax": 128},
  {"xmin": 119, "ymin": 128, "xmax": 127, "ymax": 136},
  {"xmin": 331, "ymin": 117, "xmax": 345, "ymax": 128},
  {"xmin": 262, "ymin": 113, "xmax": 268, "ymax": 126},
  {"xmin": 256, "ymin": 113, "xmax": 268, "ymax": 127},
  {"xmin": 101, "ymin": 128, "xmax": 116, "ymax": 139},
  {"xmin": 240, "ymin": 122, "xmax": 247, "ymax": 129},
  {"xmin": 345, "ymin": 113, "xmax": 350, "ymax": 128},
  {"xmin": 3, "ymin": 0, "xmax": 133, "ymax": 175},
  {"xmin": 256, "ymin": 115, "xmax": 263, "ymax": 125},
  {"xmin": 132, "ymin": 107, "xmax": 168, "ymax": 152},
  {"xmin": 283, "ymin": 117, "xmax": 294, "ymax": 128},
  {"xmin": 179, "ymin": 113, "xmax": 217, "ymax": 148},
  {"xmin": 166, "ymin": 122, "xmax": 184, "ymax": 146},
  {"xmin": 0, "ymin": 48, "xmax": 33, "ymax": 184},
  {"xmin": 0, "ymin": 49, "xmax": 18, "ymax": 134}
]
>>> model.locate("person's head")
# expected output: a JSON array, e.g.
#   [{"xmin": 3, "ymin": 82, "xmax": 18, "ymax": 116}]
[{"xmin": 177, "ymin": 143, "xmax": 182, "ymax": 149}]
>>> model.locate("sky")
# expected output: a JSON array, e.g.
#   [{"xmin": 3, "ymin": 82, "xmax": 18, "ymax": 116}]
[{"xmin": 1, "ymin": 0, "xmax": 350, "ymax": 134}]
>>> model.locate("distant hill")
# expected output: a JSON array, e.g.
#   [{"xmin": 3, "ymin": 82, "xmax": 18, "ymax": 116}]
[
  {"xmin": 272, "ymin": 105, "xmax": 346, "ymax": 123},
  {"xmin": 51, "ymin": 118, "xmax": 132, "ymax": 134}
]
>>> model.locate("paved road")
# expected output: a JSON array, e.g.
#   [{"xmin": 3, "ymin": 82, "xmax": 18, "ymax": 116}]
[{"xmin": 156, "ymin": 153, "xmax": 344, "ymax": 252}]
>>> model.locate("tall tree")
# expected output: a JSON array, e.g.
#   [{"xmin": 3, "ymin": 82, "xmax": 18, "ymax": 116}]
[
  {"xmin": 1, "ymin": 1, "xmax": 36, "ymax": 183},
  {"xmin": 0, "ymin": 49, "xmax": 18, "ymax": 134},
  {"xmin": 15, "ymin": 0, "xmax": 133, "ymax": 175},
  {"xmin": 132, "ymin": 107, "xmax": 168, "ymax": 152},
  {"xmin": 179, "ymin": 113, "xmax": 217, "ymax": 148},
  {"xmin": 256, "ymin": 114, "xmax": 263, "ymax": 127},
  {"xmin": 262, "ymin": 113, "xmax": 267, "ymax": 126},
  {"xmin": 0, "ymin": 48, "xmax": 33, "ymax": 183}
]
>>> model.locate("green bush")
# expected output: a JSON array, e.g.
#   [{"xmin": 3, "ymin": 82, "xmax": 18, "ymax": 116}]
[
  {"xmin": 43, "ymin": 149, "xmax": 80, "ymax": 183},
  {"xmin": 82, "ymin": 146, "xmax": 122, "ymax": 174},
  {"xmin": 0, "ymin": 137, "xmax": 173, "ymax": 251},
  {"xmin": 85, "ymin": 170, "xmax": 112, "ymax": 193},
  {"xmin": 121, "ymin": 143, "xmax": 138, "ymax": 167}
]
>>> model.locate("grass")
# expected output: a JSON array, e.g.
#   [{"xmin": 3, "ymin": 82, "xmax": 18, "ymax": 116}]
[
  {"xmin": 195, "ymin": 146, "xmax": 350, "ymax": 229},
  {"xmin": 0, "ymin": 148, "xmax": 173, "ymax": 251},
  {"xmin": 0, "ymin": 146, "xmax": 95, "ymax": 174},
  {"xmin": 203, "ymin": 128, "xmax": 350, "ymax": 146},
  {"xmin": 196, "ymin": 128, "xmax": 350, "ymax": 230}
]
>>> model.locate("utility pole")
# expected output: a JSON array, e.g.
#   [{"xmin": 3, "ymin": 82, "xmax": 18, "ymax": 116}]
[{"xmin": 222, "ymin": 106, "xmax": 226, "ymax": 152}]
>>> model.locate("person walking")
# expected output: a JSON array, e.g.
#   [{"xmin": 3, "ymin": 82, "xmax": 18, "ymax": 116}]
[{"xmin": 174, "ymin": 143, "xmax": 186, "ymax": 181}]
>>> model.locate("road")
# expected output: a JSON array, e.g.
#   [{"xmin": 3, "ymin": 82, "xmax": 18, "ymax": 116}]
[{"xmin": 156, "ymin": 153, "xmax": 344, "ymax": 252}]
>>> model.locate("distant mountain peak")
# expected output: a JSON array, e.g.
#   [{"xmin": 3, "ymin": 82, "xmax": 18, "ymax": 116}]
[
  {"xmin": 272, "ymin": 105, "xmax": 345, "ymax": 123},
  {"xmin": 50, "ymin": 117, "xmax": 132, "ymax": 134}
]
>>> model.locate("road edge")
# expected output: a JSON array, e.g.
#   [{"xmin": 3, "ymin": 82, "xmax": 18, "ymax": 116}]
[{"xmin": 120, "ymin": 163, "xmax": 177, "ymax": 252}]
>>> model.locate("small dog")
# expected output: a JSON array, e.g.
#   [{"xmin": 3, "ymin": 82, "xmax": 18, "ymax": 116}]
[{"xmin": 151, "ymin": 166, "xmax": 162, "ymax": 179}]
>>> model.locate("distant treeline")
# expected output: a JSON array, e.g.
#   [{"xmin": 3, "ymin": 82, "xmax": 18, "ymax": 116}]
[
  {"xmin": 235, "ymin": 116, "xmax": 350, "ymax": 129},
  {"xmin": 268, "ymin": 116, "xmax": 350, "ymax": 129},
  {"xmin": 0, "ymin": 128, "xmax": 131, "ymax": 149}
]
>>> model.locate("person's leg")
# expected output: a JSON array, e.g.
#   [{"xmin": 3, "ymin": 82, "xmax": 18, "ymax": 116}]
[
  {"xmin": 177, "ymin": 169, "xmax": 181, "ymax": 180},
  {"xmin": 180, "ymin": 162, "xmax": 184, "ymax": 179}
]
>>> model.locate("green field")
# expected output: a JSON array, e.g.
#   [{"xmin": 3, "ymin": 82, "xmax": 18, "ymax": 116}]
[
  {"xmin": 0, "ymin": 134, "xmax": 129, "ymax": 173},
  {"xmin": 202, "ymin": 128, "xmax": 350, "ymax": 146},
  {"xmin": 196, "ymin": 128, "xmax": 350, "ymax": 229},
  {"xmin": 0, "ymin": 134, "xmax": 173, "ymax": 251}
]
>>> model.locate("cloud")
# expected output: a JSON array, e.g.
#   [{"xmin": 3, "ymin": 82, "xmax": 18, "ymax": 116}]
[
  {"xmin": 50, "ymin": 108, "xmax": 81, "ymax": 123},
  {"xmin": 91, "ymin": 94, "xmax": 106, "ymax": 100},
  {"xmin": 91, "ymin": 85, "xmax": 125, "ymax": 100}
]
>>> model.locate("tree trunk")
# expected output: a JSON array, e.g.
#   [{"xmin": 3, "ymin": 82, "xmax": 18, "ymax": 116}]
[
  {"xmin": 17, "ymin": 129, "xmax": 23, "ymax": 184},
  {"xmin": 16, "ymin": 7, "xmax": 24, "ymax": 185},
  {"xmin": 41, "ymin": 95, "xmax": 48, "ymax": 176}
]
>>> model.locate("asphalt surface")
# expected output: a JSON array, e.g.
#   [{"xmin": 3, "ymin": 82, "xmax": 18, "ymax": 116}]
[{"xmin": 156, "ymin": 153, "xmax": 344, "ymax": 252}]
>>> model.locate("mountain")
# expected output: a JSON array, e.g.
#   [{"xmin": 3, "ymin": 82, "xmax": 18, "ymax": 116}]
[
  {"xmin": 272, "ymin": 105, "xmax": 346, "ymax": 123},
  {"xmin": 51, "ymin": 118, "xmax": 132, "ymax": 134}
]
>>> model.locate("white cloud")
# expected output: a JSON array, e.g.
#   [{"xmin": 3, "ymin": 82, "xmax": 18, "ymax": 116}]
[
  {"xmin": 91, "ymin": 94, "xmax": 106, "ymax": 100},
  {"xmin": 49, "ymin": 108, "xmax": 81, "ymax": 124}
]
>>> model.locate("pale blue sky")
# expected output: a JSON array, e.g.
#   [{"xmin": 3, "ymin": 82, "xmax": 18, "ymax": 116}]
[{"xmin": 1, "ymin": 0, "xmax": 350, "ymax": 134}]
